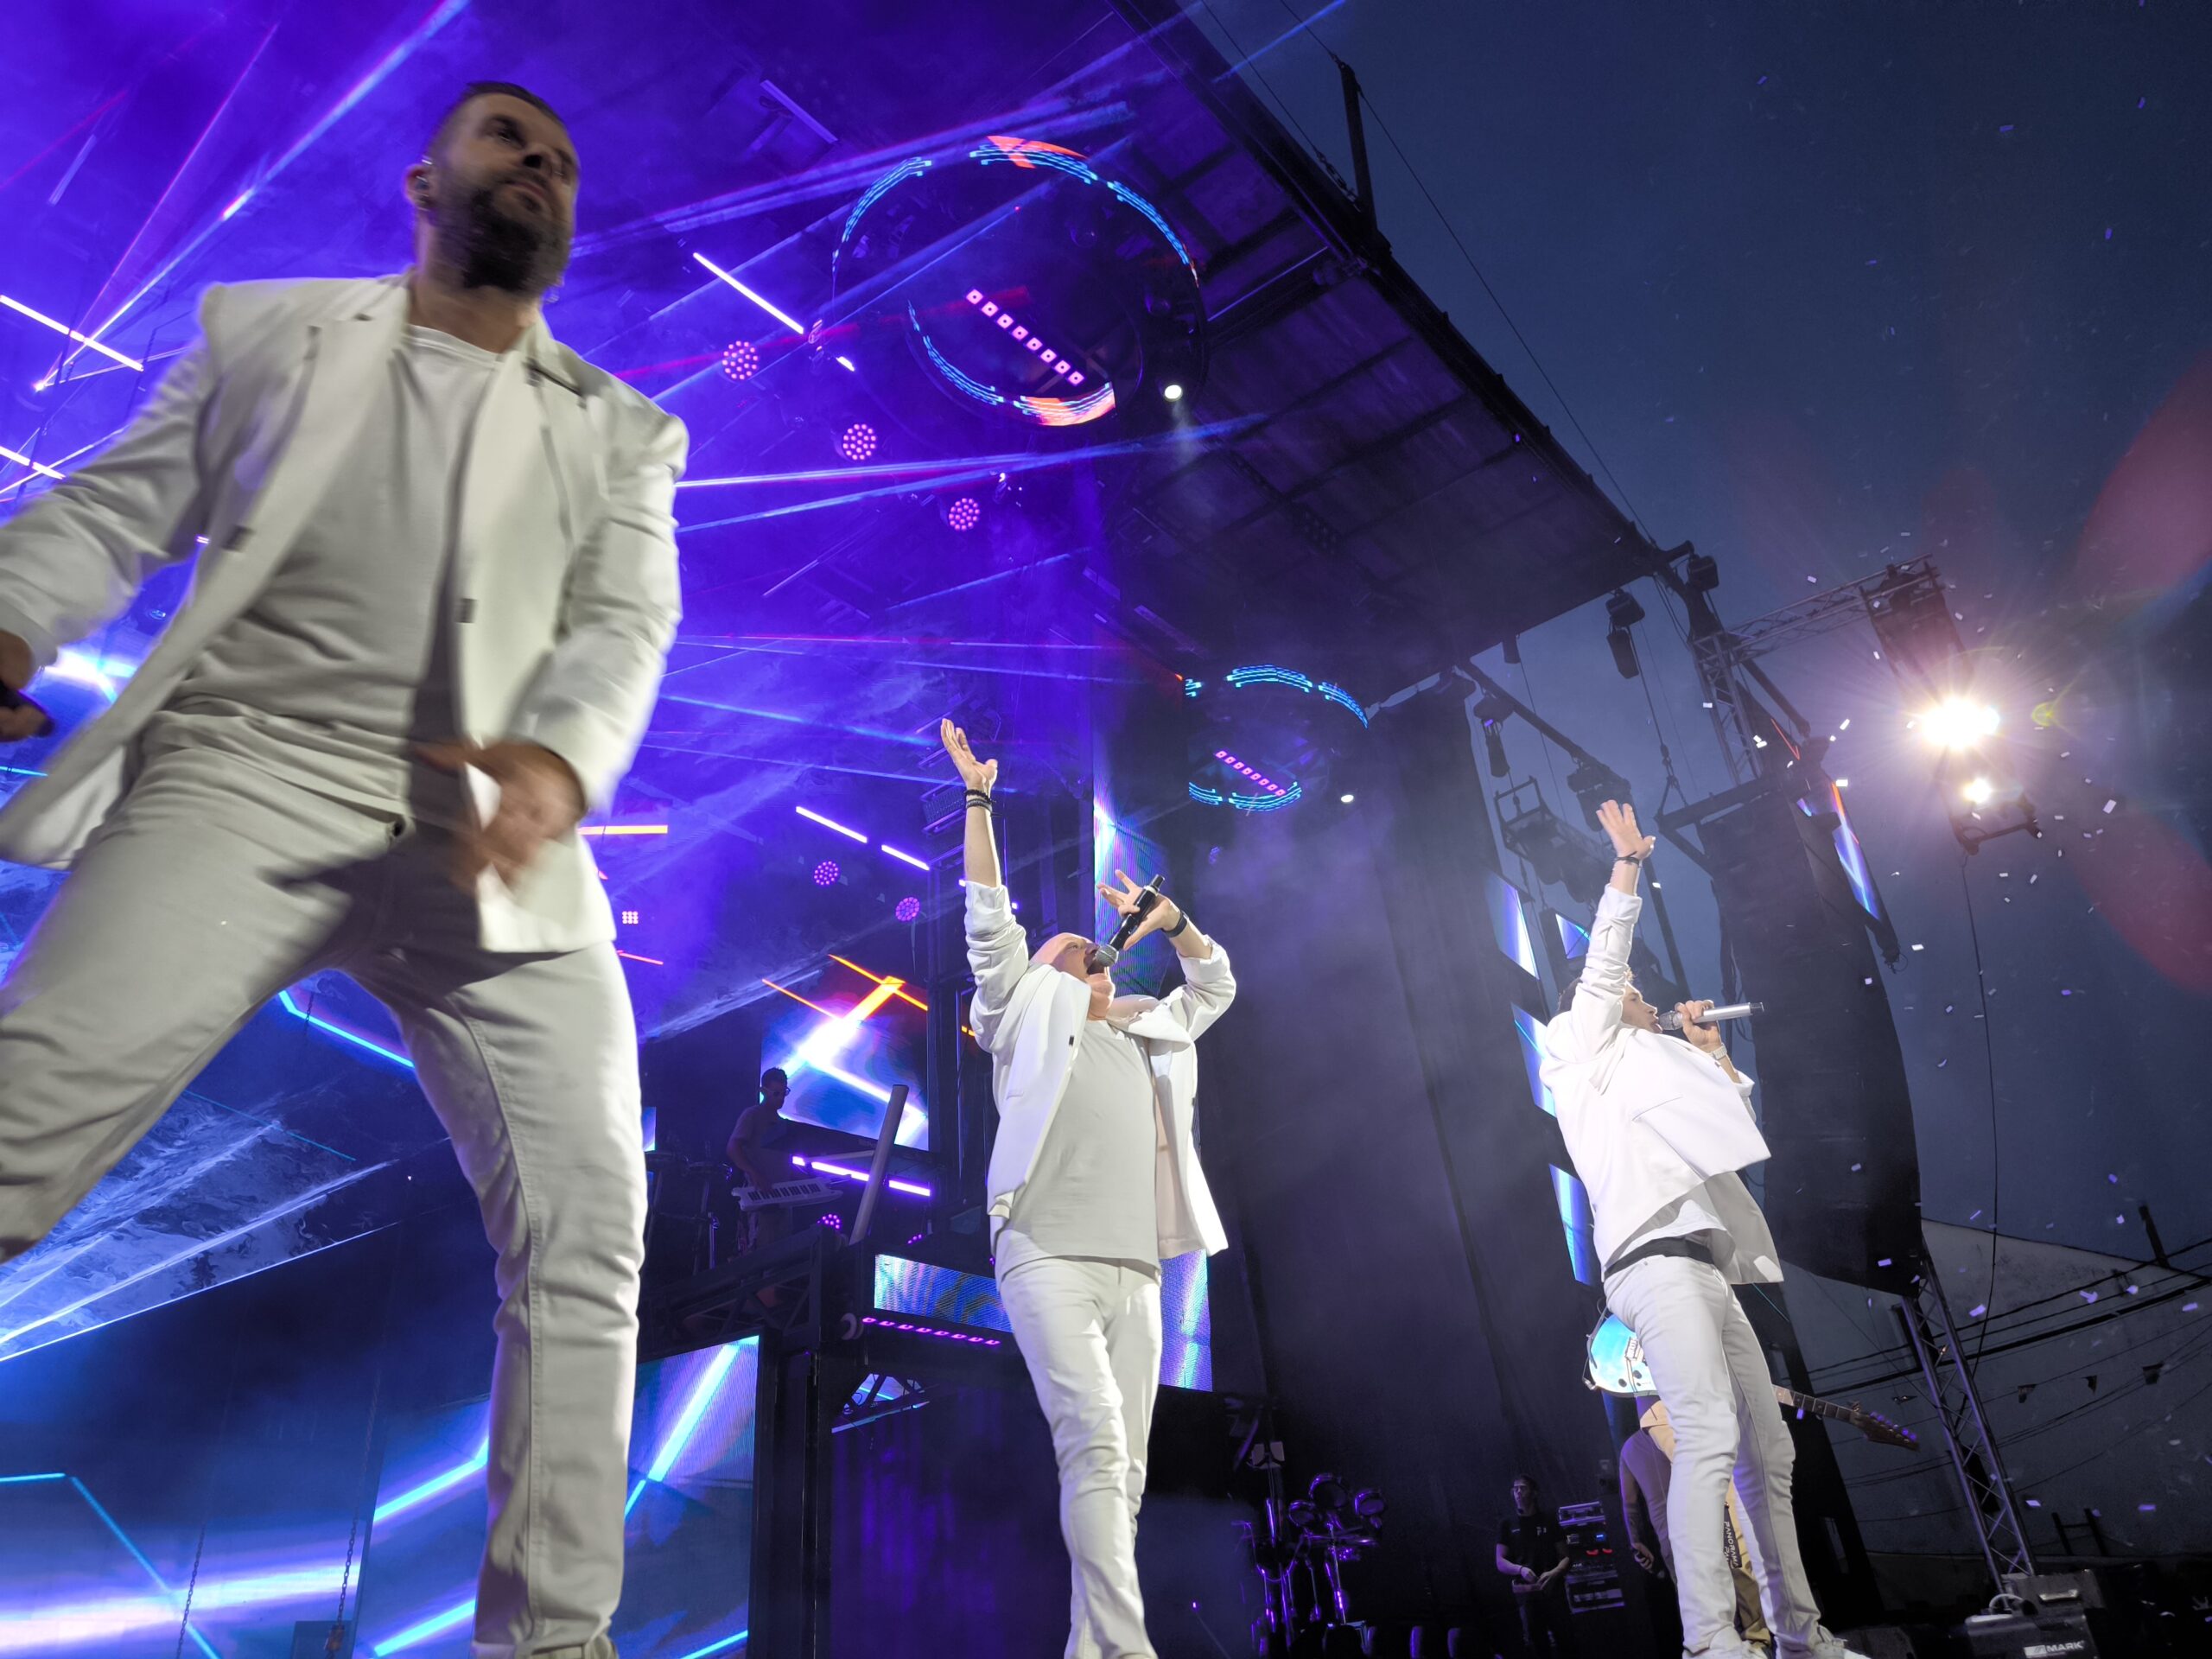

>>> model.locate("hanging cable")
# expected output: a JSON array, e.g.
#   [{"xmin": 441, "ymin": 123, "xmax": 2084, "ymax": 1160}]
[{"xmin": 1959, "ymin": 853, "xmax": 2004, "ymax": 1377}]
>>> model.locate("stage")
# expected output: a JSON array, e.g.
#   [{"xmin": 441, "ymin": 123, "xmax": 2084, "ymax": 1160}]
[{"xmin": 5, "ymin": 2, "xmax": 2212, "ymax": 1656}]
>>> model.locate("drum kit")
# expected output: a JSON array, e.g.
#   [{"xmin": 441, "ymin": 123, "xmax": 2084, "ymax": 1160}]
[{"xmin": 1237, "ymin": 1471, "xmax": 1389, "ymax": 1657}]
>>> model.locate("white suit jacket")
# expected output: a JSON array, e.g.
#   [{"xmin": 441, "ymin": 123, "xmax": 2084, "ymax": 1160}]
[
  {"xmin": 964, "ymin": 882, "xmax": 1236, "ymax": 1259},
  {"xmin": 1540, "ymin": 887, "xmax": 1783, "ymax": 1283},
  {"xmin": 0, "ymin": 275, "xmax": 685, "ymax": 952}
]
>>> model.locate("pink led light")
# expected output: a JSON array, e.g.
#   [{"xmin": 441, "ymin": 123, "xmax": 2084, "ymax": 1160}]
[
  {"xmin": 1066, "ymin": 372, "xmax": 1084, "ymax": 387},
  {"xmin": 1024, "ymin": 336, "xmax": 1043, "ymax": 352},
  {"xmin": 1010, "ymin": 326, "xmax": 1028, "ymax": 340},
  {"xmin": 965, "ymin": 289, "xmax": 983, "ymax": 303},
  {"xmin": 980, "ymin": 301, "xmax": 998, "ymax": 316},
  {"xmin": 1039, "ymin": 350, "xmax": 1057, "ymax": 365},
  {"xmin": 1052, "ymin": 360, "xmax": 1071, "ymax": 376},
  {"xmin": 996, "ymin": 314, "xmax": 1014, "ymax": 330}
]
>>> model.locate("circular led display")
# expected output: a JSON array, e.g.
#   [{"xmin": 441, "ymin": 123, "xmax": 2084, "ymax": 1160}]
[
  {"xmin": 830, "ymin": 136, "xmax": 1205, "ymax": 430},
  {"xmin": 1184, "ymin": 666, "xmax": 1369, "ymax": 813}
]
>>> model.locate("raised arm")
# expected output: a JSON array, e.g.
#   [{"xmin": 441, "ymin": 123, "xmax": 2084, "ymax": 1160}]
[
  {"xmin": 1555, "ymin": 799, "xmax": 1655, "ymax": 1056},
  {"xmin": 944, "ymin": 719, "xmax": 1027, "ymax": 1045}
]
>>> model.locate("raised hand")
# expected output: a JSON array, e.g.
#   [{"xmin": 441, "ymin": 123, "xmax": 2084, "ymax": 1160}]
[
  {"xmin": 1596, "ymin": 798, "xmax": 1656, "ymax": 862},
  {"xmin": 939, "ymin": 717, "xmax": 998, "ymax": 796},
  {"xmin": 1097, "ymin": 868, "xmax": 1179, "ymax": 945}
]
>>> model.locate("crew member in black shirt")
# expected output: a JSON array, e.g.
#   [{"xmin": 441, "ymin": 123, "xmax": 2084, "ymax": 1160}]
[{"xmin": 1496, "ymin": 1474, "xmax": 1575, "ymax": 1656}]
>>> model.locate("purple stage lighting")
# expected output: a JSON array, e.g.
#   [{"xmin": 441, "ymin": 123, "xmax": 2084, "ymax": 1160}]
[
  {"xmin": 813, "ymin": 860, "xmax": 841, "ymax": 887},
  {"xmin": 836, "ymin": 422, "xmax": 877, "ymax": 462},
  {"xmin": 945, "ymin": 496, "xmax": 981, "ymax": 532},
  {"xmin": 895, "ymin": 896, "xmax": 921, "ymax": 923},
  {"xmin": 719, "ymin": 340, "xmax": 759, "ymax": 381}
]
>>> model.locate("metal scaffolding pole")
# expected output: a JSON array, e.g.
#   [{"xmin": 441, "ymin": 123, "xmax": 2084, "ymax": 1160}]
[{"xmin": 1894, "ymin": 1236, "xmax": 2038, "ymax": 1592}]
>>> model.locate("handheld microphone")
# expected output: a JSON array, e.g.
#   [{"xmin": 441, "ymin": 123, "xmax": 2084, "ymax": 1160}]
[
  {"xmin": 1090, "ymin": 875, "xmax": 1166, "ymax": 969},
  {"xmin": 1656, "ymin": 1001, "xmax": 1764, "ymax": 1032}
]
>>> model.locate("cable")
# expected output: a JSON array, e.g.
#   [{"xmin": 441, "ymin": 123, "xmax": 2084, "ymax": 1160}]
[
  {"xmin": 1197, "ymin": 2, "xmax": 1341, "ymax": 188},
  {"xmin": 1346, "ymin": 82, "xmax": 1654, "ymax": 540},
  {"xmin": 1959, "ymin": 853, "xmax": 2003, "ymax": 1377}
]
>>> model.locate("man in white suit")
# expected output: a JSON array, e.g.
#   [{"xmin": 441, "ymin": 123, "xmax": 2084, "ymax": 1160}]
[
  {"xmin": 1541, "ymin": 802, "xmax": 1859, "ymax": 1659},
  {"xmin": 0, "ymin": 83, "xmax": 683, "ymax": 1659},
  {"xmin": 940, "ymin": 718, "xmax": 1236, "ymax": 1659}
]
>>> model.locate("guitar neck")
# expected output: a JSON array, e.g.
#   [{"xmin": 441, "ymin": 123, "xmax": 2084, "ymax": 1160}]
[{"xmin": 1777, "ymin": 1387, "xmax": 1856, "ymax": 1427}]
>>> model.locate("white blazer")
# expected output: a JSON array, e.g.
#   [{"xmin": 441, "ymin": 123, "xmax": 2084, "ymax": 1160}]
[
  {"xmin": 1540, "ymin": 887, "xmax": 1783, "ymax": 1284},
  {"xmin": 0, "ymin": 275, "xmax": 685, "ymax": 953},
  {"xmin": 964, "ymin": 883, "xmax": 1236, "ymax": 1260}
]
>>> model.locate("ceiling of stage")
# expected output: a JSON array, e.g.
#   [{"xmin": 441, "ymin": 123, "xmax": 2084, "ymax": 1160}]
[{"xmin": 0, "ymin": 0, "xmax": 1658, "ymax": 1029}]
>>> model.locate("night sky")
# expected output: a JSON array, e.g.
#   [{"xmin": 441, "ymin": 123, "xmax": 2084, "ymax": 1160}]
[{"xmin": 1192, "ymin": 1, "xmax": 2212, "ymax": 1254}]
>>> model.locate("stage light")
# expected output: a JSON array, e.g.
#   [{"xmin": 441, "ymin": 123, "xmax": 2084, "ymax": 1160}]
[
  {"xmin": 813, "ymin": 860, "xmax": 841, "ymax": 887},
  {"xmin": 1921, "ymin": 697, "xmax": 1999, "ymax": 749},
  {"xmin": 836, "ymin": 422, "xmax": 877, "ymax": 462},
  {"xmin": 1605, "ymin": 588, "xmax": 1645, "ymax": 681},
  {"xmin": 719, "ymin": 340, "xmax": 759, "ymax": 381},
  {"xmin": 1163, "ymin": 382, "xmax": 1184, "ymax": 401},
  {"xmin": 945, "ymin": 496, "xmax": 981, "ymax": 532},
  {"xmin": 895, "ymin": 896, "xmax": 921, "ymax": 922},
  {"xmin": 1961, "ymin": 777, "xmax": 1995, "ymax": 804},
  {"xmin": 1, "ymin": 293, "xmax": 143, "ymax": 372},
  {"xmin": 691, "ymin": 251, "xmax": 808, "ymax": 335},
  {"xmin": 1339, "ymin": 792, "xmax": 1355, "ymax": 804},
  {"xmin": 620, "ymin": 910, "xmax": 639, "ymax": 925},
  {"xmin": 0, "ymin": 441, "xmax": 65, "ymax": 482},
  {"xmin": 795, "ymin": 804, "xmax": 868, "ymax": 842}
]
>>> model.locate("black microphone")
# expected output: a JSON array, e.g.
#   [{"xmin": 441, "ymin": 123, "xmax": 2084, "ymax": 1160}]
[
  {"xmin": 1090, "ymin": 876, "xmax": 1166, "ymax": 968},
  {"xmin": 1656, "ymin": 1001, "xmax": 1764, "ymax": 1032}
]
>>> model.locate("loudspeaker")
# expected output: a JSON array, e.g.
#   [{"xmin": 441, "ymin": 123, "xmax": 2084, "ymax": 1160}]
[
  {"xmin": 1701, "ymin": 790, "xmax": 1923, "ymax": 1294},
  {"xmin": 1960, "ymin": 1609, "xmax": 2096, "ymax": 1658}
]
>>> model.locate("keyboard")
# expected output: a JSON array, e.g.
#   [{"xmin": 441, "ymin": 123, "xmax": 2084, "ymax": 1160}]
[{"xmin": 734, "ymin": 1176, "xmax": 846, "ymax": 1211}]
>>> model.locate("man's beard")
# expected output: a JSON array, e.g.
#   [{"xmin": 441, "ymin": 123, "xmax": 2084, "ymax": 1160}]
[{"xmin": 433, "ymin": 176, "xmax": 570, "ymax": 297}]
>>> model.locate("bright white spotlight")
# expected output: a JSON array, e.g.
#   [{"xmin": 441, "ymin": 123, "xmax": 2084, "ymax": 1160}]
[
  {"xmin": 1961, "ymin": 777, "xmax": 1995, "ymax": 805},
  {"xmin": 1338, "ymin": 792, "xmax": 1355, "ymax": 804},
  {"xmin": 1921, "ymin": 697, "xmax": 2000, "ymax": 749},
  {"xmin": 1162, "ymin": 383, "xmax": 1184, "ymax": 402}
]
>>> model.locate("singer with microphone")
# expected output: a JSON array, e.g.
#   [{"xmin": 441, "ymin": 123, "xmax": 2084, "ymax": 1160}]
[
  {"xmin": 1540, "ymin": 802, "xmax": 1863, "ymax": 1659},
  {"xmin": 941, "ymin": 718, "xmax": 1236, "ymax": 1659}
]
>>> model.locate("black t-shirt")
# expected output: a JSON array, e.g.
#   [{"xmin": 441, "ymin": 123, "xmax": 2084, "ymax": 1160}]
[{"xmin": 1497, "ymin": 1511, "xmax": 1564, "ymax": 1573}]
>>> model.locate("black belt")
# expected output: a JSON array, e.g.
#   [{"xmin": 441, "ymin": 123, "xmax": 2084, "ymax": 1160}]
[{"xmin": 1605, "ymin": 1235, "xmax": 1715, "ymax": 1278}]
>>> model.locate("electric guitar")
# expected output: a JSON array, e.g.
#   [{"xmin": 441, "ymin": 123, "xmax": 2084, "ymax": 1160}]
[{"xmin": 1586, "ymin": 1312, "xmax": 1917, "ymax": 1451}]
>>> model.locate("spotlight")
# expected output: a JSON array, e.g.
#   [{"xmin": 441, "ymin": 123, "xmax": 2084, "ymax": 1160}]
[
  {"xmin": 1605, "ymin": 589, "xmax": 1645, "ymax": 681},
  {"xmin": 720, "ymin": 340, "xmax": 759, "ymax": 381},
  {"xmin": 1162, "ymin": 382, "xmax": 1185, "ymax": 402},
  {"xmin": 894, "ymin": 896, "xmax": 921, "ymax": 923},
  {"xmin": 1683, "ymin": 550, "xmax": 1719, "ymax": 593},
  {"xmin": 836, "ymin": 422, "xmax": 877, "ymax": 462},
  {"xmin": 1339, "ymin": 792, "xmax": 1355, "ymax": 804},
  {"xmin": 1921, "ymin": 697, "xmax": 1999, "ymax": 749},
  {"xmin": 944, "ymin": 496, "xmax": 981, "ymax": 532},
  {"xmin": 1961, "ymin": 777, "xmax": 1995, "ymax": 805},
  {"xmin": 813, "ymin": 859, "xmax": 842, "ymax": 887}
]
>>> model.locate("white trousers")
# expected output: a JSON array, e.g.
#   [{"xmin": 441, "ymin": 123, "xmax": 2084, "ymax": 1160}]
[
  {"xmin": 1605, "ymin": 1256, "xmax": 1833, "ymax": 1659},
  {"xmin": 997, "ymin": 1255, "xmax": 1164, "ymax": 1659},
  {"xmin": 0, "ymin": 742, "xmax": 645, "ymax": 1659}
]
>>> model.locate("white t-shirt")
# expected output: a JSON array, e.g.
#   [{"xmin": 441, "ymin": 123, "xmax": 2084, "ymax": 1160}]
[
  {"xmin": 995, "ymin": 1018, "xmax": 1162, "ymax": 1277},
  {"xmin": 162, "ymin": 325, "xmax": 501, "ymax": 821}
]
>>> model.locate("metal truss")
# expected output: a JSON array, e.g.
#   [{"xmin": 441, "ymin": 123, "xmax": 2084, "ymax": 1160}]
[{"xmin": 1894, "ymin": 1243, "xmax": 2039, "ymax": 1591}]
